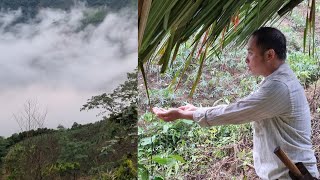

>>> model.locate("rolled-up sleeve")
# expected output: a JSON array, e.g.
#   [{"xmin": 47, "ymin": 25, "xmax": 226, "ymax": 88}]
[{"xmin": 193, "ymin": 80, "xmax": 291, "ymax": 127}]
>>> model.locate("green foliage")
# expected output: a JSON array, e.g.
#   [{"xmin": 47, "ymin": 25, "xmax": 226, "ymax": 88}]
[
  {"xmin": 108, "ymin": 104, "xmax": 137, "ymax": 126},
  {"xmin": 288, "ymin": 52, "xmax": 319, "ymax": 87},
  {"xmin": 114, "ymin": 158, "xmax": 137, "ymax": 180},
  {"xmin": 71, "ymin": 122, "xmax": 82, "ymax": 129},
  {"xmin": 80, "ymin": 7, "xmax": 116, "ymax": 29},
  {"xmin": 3, "ymin": 115, "xmax": 137, "ymax": 179},
  {"xmin": 44, "ymin": 162, "xmax": 80, "ymax": 177},
  {"xmin": 82, "ymin": 71, "xmax": 137, "ymax": 117},
  {"xmin": 0, "ymin": 0, "xmax": 135, "ymax": 27},
  {"xmin": 92, "ymin": 170, "xmax": 116, "ymax": 180},
  {"xmin": 88, "ymin": 153, "xmax": 138, "ymax": 179},
  {"xmin": 57, "ymin": 124, "xmax": 66, "ymax": 130},
  {"xmin": 58, "ymin": 139, "xmax": 89, "ymax": 163},
  {"xmin": 0, "ymin": 137, "xmax": 9, "ymax": 164},
  {"xmin": 3, "ymin": 144, "xmax": 26, "ymax": 180},
  {"xmin": 138, "ymin": 7, "xmax": 320, "ymax": 176},
  {"xmin": 0, "ymin": 128, "xmax": 55, "ymax": 172},
  {"xmin": 1, "ymin": 69, "xmax": 138, "ymax": 179},
  {"xmin": 85, "ymin": 0, "xmax": 131, "ymax": 9},
  {"xmin": 5, "ymin": 128, "xmax": 55, "ymax": 146},
  {"xmin": 138, "ymin": 0, "xmax": 318, "ymax": 95},
  {"xmin": 41, "ymin": 161, "xmax": 81, "ymax": 178},
  {"xmin": 138, "ymin": 109, "xmax": 253, "ymax": 178},
  {"xmin": 40, "ymin": 0, "xmax": 74, "ymax": 9},
  {"xmin": 148, "ymin": 88, "xmax": 178, "ymax": 107},
  {"xmin": 139, "ymin": 43, "xmax": 258, "ymax": 178},
  {"xmin": 0, "ymin": 0, "xmax": 134, "ymax": 12}
]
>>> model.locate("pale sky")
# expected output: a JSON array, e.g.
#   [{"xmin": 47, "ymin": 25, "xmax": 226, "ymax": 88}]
[{"xmin": 0, "ymin": 6, "xmax": 137, "ymax": 137}]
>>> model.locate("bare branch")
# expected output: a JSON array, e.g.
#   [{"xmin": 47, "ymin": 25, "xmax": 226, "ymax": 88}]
[{"xmin": 12, "ymin": 98, "xmax": 48, "ymax": 133}]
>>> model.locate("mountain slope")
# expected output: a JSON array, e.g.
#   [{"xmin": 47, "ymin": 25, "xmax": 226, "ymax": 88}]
[{"xmin": 1, "ymin": 105, "xmax": 137, "ymax": 179}]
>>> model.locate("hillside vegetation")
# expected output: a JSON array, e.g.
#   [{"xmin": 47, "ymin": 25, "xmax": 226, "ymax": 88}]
[
  {"xmin": 138, "ymin": 1, "xmax": 320, "ymax": 179},
  {"xmin": 0, "ymin": 72, "xmax": 138, "ymax": 180},
  {"xmin": 0, "ymin": 0, "xmax": 137, "ymax": 26}
]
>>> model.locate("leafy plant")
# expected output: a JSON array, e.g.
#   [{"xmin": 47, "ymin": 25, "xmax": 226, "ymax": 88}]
[
  {"xmin": 81, "ymin": 71, "xmax": 137, "ymax": 117},
  {"xmin": 114, "ymin": 158, "xmax": 137, "ymax": 180},
  {"xmin": 139, "ymin": 0, "xmax": 317, "ymax": 97},
  {"xmin": 288, "ymin": 52, "xmax": 319, "ymax": 87}
]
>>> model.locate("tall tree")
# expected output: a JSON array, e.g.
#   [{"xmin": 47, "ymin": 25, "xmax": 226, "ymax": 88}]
[{"xmin": 81, "ymin": 71, "xmax": 137, "ymax": 117}]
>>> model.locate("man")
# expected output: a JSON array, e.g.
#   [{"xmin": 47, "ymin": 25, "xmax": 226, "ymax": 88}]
[{"xmin": 153, "ymin": 27, "xmax": 319, "ymax": 179}]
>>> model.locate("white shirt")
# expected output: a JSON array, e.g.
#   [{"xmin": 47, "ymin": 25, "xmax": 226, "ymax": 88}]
[{"xmin": 193, "ymin": 63, "xmax": 319, "ymax": 179}]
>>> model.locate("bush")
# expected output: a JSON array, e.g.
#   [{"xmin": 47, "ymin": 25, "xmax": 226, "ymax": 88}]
[{"xmin": 115, "ymin": 158, "xmax": 137, "ymax": 180}]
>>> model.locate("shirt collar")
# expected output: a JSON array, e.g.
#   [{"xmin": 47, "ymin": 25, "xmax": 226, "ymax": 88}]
[
  {"xmin": 259, "ymin": 63, "xmax": 288, "ymax": 85},
  {"xmin": 264, "ymin": 62, "xmax": 288, "ymax": 80}
]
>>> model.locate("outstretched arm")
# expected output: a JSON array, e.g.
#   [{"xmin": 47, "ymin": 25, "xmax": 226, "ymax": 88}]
[
  {"xmin": 193, "ymin": 80, "xmax": 290, "ymax": 127},
  {"xmin": 152, "ymin": 107, "xmax": 194, "ymax": 122}
]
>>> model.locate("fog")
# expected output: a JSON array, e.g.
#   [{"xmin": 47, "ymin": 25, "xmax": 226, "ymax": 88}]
[{"xmin": 0, "ymin": 6, "xmax": 137, "ymax": 137}]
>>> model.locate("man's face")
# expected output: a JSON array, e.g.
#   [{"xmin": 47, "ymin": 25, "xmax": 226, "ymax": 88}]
[{"xmin": 245, "ymin": 36, "xmax": 268, "ymax": 76}]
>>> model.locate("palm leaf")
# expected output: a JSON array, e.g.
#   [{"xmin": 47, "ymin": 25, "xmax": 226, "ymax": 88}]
[
  {"xmin": 172, "ymin": 39, "xmax": 200, "ymax": 91},
  {"xmin": 138, "ymin": 0, "xmax": 314, "ymax": 98},
  {"xmin": 189, "ymin": 32, "xmax": 210, "ymax": 97}
]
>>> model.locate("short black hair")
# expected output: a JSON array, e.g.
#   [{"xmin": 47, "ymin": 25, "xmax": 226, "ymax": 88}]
[{"xmin": 251, "ymin": 27, "xmax": 287, "ymax": 60}]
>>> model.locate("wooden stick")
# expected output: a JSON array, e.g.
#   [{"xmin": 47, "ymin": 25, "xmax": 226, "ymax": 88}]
[{"xmin": 274, "ymin": 146, "xmax": 303, "ymax": 178}]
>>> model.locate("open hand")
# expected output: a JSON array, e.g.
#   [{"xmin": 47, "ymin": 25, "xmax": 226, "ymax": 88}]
[{"xmin": 152, "ymin": 107, "xmax": 181, "ymax": 122}]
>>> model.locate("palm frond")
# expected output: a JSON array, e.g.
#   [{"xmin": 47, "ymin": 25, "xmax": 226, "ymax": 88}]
[{"xmin": 138, "ymin": 0, "xmax": 315, "ymax": 97}]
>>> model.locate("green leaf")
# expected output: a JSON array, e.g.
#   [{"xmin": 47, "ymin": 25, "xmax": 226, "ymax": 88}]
[
  {"xmin": 160, "ymin": 30, "xmax": 176, "ymax": 73},
  {"xmin": 162, "ymin": 124, "xmax": 172, "ymax": 133},
  {"xmin": 138, "ymin": 164, "xmax": 150, "ymax": 180},
  {"xmin": 180, "ymin": 119, "xmax": 194, "ymax": 125},
  {"xmin": 189, "ymin": 43, "xmax": 208, "ymax": 97},
  {"xmin": 152, "ymin": 156, "xmax": 169, "ymax": 165},
  {"xmin": 139, "ymin": 59, "xmax": 151, "ymax": 106},
  {"xmin": 154, "ymin": 176, "xmax": 164, "ymax": 180},
  {"xmin": 168, "ymin": 154, "xmax": 186, "ymax": 163},
  {"xmin": 172, "ymin": 39, "xmax": 200, "ymax": 90}
]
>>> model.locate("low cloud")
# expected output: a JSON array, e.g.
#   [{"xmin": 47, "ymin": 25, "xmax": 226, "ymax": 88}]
[
  {"xmin": 0, "ymin": 5, "xmax": 137, "ymax": 136},
  {"xmin": 0, "ymin": 5, "xmax": 137, "ymax": 92}
]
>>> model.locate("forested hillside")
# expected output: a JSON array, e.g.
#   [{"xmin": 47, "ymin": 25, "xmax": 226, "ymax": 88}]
[
  {"xmin": 0, "ymin": 0, "xmax": 136, "ymax": 25},
  {"xmin": 0, "ymin": 0, "xmax": 136, "ymax": 10},
  {"xmin": 0, "ymin": 72, "xmax": 138, "ymax": 179}
]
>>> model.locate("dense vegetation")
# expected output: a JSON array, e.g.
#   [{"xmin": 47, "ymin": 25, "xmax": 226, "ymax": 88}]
[
  {"xmin": 0, "ymin": 72, "xmax": 138, "ymax": 179},
  {"xmin": 0, "ymin": 0, "xmax": 137, "ymax": 26},
  {"xmin": 138, "ymin": 2, "xmax": 320, "ymax": 179},
  {"xmin": 0, "ymin": 0, "xmax": 136, "ymax": 11}
]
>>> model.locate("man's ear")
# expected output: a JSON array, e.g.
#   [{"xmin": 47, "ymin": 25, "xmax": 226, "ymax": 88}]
[{"xmin": 265, "ymin": 49, "xmax": 276, "ymax": 61}]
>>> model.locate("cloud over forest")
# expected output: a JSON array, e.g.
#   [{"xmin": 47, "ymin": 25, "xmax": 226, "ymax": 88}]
[{"xmin": 0, "ymin": 5, "xmax": 137, "ymax": 92}]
